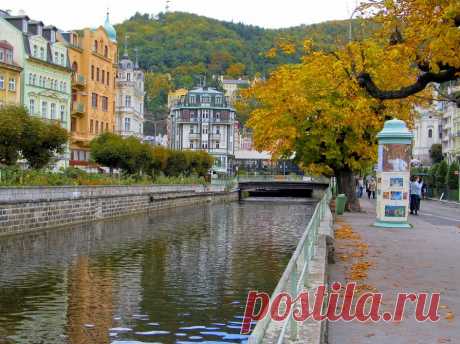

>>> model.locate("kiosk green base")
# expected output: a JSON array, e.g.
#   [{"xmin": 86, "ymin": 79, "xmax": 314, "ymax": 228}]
[{"xmin": 373, "ymin": 220, "xmax": 411, "ymax": 229}]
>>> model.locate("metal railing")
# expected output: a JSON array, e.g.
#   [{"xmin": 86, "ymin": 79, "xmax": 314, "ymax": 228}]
[
  {"xmin": 248, "ymin": 182, "xmax": 333, "ymax": 344},
  {"xmin": 237, "ymin": 175, "xmax": 330, "ymax": 183}
]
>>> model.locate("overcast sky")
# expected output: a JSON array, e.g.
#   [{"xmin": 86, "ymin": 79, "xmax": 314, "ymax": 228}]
[{"xmin": 4, "ymin": 0, "xmax": 359, "ymax": 30}]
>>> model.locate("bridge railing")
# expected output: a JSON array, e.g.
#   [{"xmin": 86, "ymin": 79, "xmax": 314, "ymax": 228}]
[
  {"xmin": 237, "ymin": 175, "xmax": 327, "ymax": 183},
  {"xmin": 248, "ymin": 180, "xmax": 333, "ymax": 344}
]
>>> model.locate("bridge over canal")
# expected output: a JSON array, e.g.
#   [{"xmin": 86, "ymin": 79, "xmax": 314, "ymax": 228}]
[{"xmin": 237, "ymin": 176, "xmax": 330, "ymax": 199}]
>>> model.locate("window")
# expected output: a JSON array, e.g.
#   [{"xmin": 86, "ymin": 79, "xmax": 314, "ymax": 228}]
[
  {"xmin": 50, "ymin": 103, "xmax": 56, "ymax": 119},
  {"xmin": 28, "ymin": 73, "xmax": 33, "ymax": 85},
  {"xmin": 125, "ymin": 95, "xmax": 132, "ymax": 107},
  {"xmin": 60, "ymin": 104, "xmax": 65, "ymax": 121},
  {"xmin": 5, "ymin": 50, "xmax": 12, "ymax": 63},
  {"xmin": 95, "ymin": 120, "xmax": 99, "ymax": 134},
  {"xmin": 102, "ymin": 96, "xmax": 108, "ymax": 112},
  {"xmin": 0, "ymin": 76, "xmax": 4, "ymax": 89},
  {"xmin": 202, "ymin": 143, "xmax": 208, "ymax": 149},
  {"xmin": 127, "ymin": 73, "xmax": 131, "ymax": 81},
  {"xmin": 190, "ymin": 143, "xmax": 194, "ymax": 149},
  {"xmin": 201, "ymin": 95, "xmax": 211, "ymax": 103},
  {"xmin": 124, "ymin": 117, "xmax": 131, "ymax": 132},
  {"xmin": 106, "ymin": 72, "xmax": 110, "ymax": 86},
  {"xmin": 71, "ymin": 117, "xmax": 76, "ymax": 132},
  {"xmin": 104, "ymin": 45, "xmax": 108, "ymax": 57},
  {"xmin": 54, "ymin": 51, "xmax": 58, "ymax": 63},
  {"xmin": 40, "ymin": 47, "xmax": 45, "ymax": 59},
  {"xmin": 96, "ymin": 67, "xmax": 100, "ymax": 82},
  {"xmin": 91, "ymin": 65, "xmax": 94, "ymax": 80},
  {"xmin": 63, "ymin": 82, "xmax": 67, "ymax": 93},
  {"xmin": 106, "ymin": 123, "xmax": 109, "ymax": 132},
  {"xmin": 428, "ymin": 128, "xmax": 433, "ymax": 138},
  {"xmin": 0, "ymin": 50, "xmax": 4, "ymax": 62},
  {"xmin": 29, "ymin": 99, "xmax": 35, "ymax": 114},
  {"xmin": 216, "ymin": 142, "xmax": 220, "ymax": 149},
  {"xmin": 91, "ymin": 93, "xmax": 98, "ymax": 108},
  {"xmin": 60, "ymin": 53, "xmax": 65, "ymax": 66},
  {"xmin": 190, "ymin": 95, "xmax": 196, "ymax": 104},
  {"xmin": 101, "ymin": 69, "xmax": 105, "ymax": 84},
  {"xmin": 94, "ymin": 40, "xmax": 98, "ymax": 52},
  {"xmin": 33, "ymin": 45, "xmax": 38, "ymax": 57},
  {"xmin": 90, "ymin": 119, "xmax": 94, "ymax": 133},
  {"xmin": 215, "ymin": 96, "xmax": 222, "ymax": 104},
  {"xmin": 41, "ymin": 101, "xmax": 48, "ymax": 117}
]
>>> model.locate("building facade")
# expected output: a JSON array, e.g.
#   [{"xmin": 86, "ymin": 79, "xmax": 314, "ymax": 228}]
[
  {"xmin": 168, "ymin": 87, "xmax": 236, "ymax": 174},
  {"xmin": 115, "ymin": 47, "xmax": 144, "ymax": 138},
  {"xmin": 412, "ymin": 105, "xmax": 442, "ymax": 165},
  {"xmin": 441, "ymin": 81, "xmax": 460, "ymax": 162},
  {"xmin": 61, "ymin": 14, "xmax": 118, "ymax": 166},
  {"xmin": 0, "ymin": 40, "xmax": 22, "ymax": 106},
  {"xmin": 1, "ymin": 14, "xmax": 72, "ymax": 167}
]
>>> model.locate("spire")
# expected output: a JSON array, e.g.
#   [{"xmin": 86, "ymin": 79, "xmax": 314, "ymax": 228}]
[
  {"xmin": 123, "ymin": 34, "xmax": 129, "ymax": 58},
  {"xmin": 134, "ymin": 47, "xmax": 139, "ymax": 69}
]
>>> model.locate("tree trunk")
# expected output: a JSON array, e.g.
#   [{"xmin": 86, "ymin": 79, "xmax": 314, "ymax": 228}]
[{"xmin": 336, "ymin": 169, "xmax": 361, "ymax": 212}]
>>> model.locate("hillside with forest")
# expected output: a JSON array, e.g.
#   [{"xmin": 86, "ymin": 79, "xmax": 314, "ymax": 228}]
[{"xmin": 114, "ymin": 12, "xmax": 371, "ymax": 131}]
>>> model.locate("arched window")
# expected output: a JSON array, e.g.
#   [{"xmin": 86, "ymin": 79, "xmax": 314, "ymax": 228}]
[
  {"xmin": 104, "ymin": 45, "xmax": 108, "ymax": 57},
  {"xmin": 94, "ymin": 40, "xmax": 98, "ymax": 52},
  {"xmin": 72, "ymin": 61, "xmax": 78, "ymax": 72},
  {"xmin": 428, "ymin": 128, "xmax": 433, "ymax": 138}
]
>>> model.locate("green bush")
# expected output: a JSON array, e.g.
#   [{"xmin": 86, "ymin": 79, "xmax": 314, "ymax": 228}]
[
  {"xmin": 90, "ymin": 134, "xmax": 213, "ymax": 178},
  {"xmin": 436, "ymin": 160, "xmax": 448, "ymax": 192},
  {"xmin": 447, "ymin": 161, "xmax": 459, "ymax": 190}
]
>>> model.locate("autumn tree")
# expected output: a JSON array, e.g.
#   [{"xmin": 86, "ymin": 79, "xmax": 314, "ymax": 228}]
[
  {"xmin": 240, "ymin": 38, "xmax": 424, "ymax": 210},
  {"xmin": 357, "ymin": 1, "xmax": 460, "ymax": 103}
]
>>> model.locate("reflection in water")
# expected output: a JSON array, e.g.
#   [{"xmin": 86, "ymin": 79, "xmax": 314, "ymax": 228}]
[{"xmin": 0, "ymin": 200, "xmax": 314, "ymax": 343}]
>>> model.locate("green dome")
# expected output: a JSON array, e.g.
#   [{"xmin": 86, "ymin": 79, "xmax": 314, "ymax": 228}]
[{"xmin": 104, "ymin": 12, "xmax": 117, "ymax": 42}]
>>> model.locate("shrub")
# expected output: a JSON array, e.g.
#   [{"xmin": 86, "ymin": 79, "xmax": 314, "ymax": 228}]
[
  {"xmin": 436, "ymin": 160, "xmax": 448, "ymax": 191},
  {"xmin": 447, "ymin": 161, "xmax": 459, "ymax": 190}
]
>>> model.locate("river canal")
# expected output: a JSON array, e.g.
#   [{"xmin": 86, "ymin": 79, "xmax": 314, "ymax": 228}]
[{"xmin": 0, "ymin": 199, "xmax": 314, "ymax": 344}]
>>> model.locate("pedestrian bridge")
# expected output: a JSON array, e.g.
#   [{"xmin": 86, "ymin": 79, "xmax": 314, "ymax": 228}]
[{"xmin": 237, "ymin": 175, "xmax": 330, "ymax": 199}]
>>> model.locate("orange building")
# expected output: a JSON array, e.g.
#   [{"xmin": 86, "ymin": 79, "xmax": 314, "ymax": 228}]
[{"xmin": 60, "ymin": 13, "xmax": 117, "ymax": 167}]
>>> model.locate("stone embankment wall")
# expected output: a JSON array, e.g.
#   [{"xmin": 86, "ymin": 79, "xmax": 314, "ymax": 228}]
[{"xmin": 0, "ymin": 185, "xmax": 237, "ymax": 237}]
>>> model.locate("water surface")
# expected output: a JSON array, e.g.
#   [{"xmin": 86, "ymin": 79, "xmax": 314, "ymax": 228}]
[{"xmin": 0, "ymin": 199, "xmax": 314, "ymax": 343}]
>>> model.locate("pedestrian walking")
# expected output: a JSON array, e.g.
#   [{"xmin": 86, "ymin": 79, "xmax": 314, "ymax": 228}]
[
  {"xmin": 409, "ymin": 176, "xmax": 422, "ymax": 215},
  {"xmin": 416, "ymin": 176, "xmax": 423, "ymax": 211},
  {"xmin": 357, "ymin": 177, "xmax": 364, "ymax": 198},
  {"xmin": 367, "ymin": 178, "xmax": 376, "ymax": 199},
  {"xmin": 420, "ymin": 177, "xmax": 427, "ymax": 199}
]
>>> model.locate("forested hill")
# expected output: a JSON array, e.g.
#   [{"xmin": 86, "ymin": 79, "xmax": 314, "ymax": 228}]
[{"xmin": 115, "ymin": 11, "xmax": 363, "ymax": 86}]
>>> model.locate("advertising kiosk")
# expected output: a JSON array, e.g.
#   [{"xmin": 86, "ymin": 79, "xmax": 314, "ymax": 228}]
[{"xmin": 374, "ymin": 119, "xmax": 413, "ymax": 228}]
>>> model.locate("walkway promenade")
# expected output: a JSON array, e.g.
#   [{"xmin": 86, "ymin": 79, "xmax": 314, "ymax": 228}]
[{"xmin": 329, "ymin": 199, "xmax": 460, "ymax": 344}]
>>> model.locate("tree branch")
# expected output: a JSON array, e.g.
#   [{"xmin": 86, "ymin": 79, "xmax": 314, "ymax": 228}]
[{"xmin": 357, "ymin": 67, "xmax": 460, "ymax": 100}]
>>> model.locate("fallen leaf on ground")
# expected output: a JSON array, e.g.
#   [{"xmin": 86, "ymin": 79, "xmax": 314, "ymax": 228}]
[{"xmin": 445, "ymin": 312, "xmax": 455, "ymax": 321}]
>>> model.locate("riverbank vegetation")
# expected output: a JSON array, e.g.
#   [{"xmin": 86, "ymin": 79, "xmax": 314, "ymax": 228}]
[{"xmin": 0, "ymin": 106, "xmax": 68, "ymax": 169}]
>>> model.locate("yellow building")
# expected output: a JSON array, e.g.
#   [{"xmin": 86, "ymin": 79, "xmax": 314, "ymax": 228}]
[
  {"xmin": 60, "ymin": 14, "xmax": 117, "ymax": 167},
  {"xmin": 0, "ymin": 40, "xmax": 22, "ymax": 106},
  {"xmin": 167, "ymin": 88, "xmax": 188, "ymax": 109}
]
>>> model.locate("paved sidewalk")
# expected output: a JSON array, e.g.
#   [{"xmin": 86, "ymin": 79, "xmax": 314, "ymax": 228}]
[{"xmin": 328, "ymin": 199, "xmax": 460, "ymax": 344}]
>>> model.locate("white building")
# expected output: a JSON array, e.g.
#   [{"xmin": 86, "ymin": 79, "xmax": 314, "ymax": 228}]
[
  {"xmin": 220, "ymin": 77, "xmax": 250, "ymax": 105},
  {"xmin": 168, "ymin": 86, "xmax": 236, "ymax": 174},
  {"xmin": 115, "ymin": 47, "xmax": 144, "ymax": 138},
  {"xmin": 413, "ymin": 105, "xmax": 442, "ymax": 165},
  {"xmin": 441, "ymin": 81, "xmax": 460, "ymax": 162}
]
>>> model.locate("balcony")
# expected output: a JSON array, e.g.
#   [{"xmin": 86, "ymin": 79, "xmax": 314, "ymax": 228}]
[
  {"xmin": 72, "ymin": 102, "xmax": 85, "ymax": 116},
  {"xmin": 72, "ymin": 74, "xmax": 86, "ymax": 88},
  {"xmin": 189, "ymin": 132, "xmax": 201, "ymax": 139},
  {"xmin": 71, "ymin": 131, "xmax": 90, "ymax": 144}
]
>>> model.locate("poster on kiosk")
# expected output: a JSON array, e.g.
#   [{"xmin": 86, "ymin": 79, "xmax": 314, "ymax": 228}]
[{"xmin": 374, "ymin": 119, "xmax": 413, "ymax": 228}]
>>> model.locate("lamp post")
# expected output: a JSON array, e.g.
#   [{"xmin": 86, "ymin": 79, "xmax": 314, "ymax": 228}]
[{"xmin": 374, "ymin": 119, "xmax": 414, "ymax": 228}]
